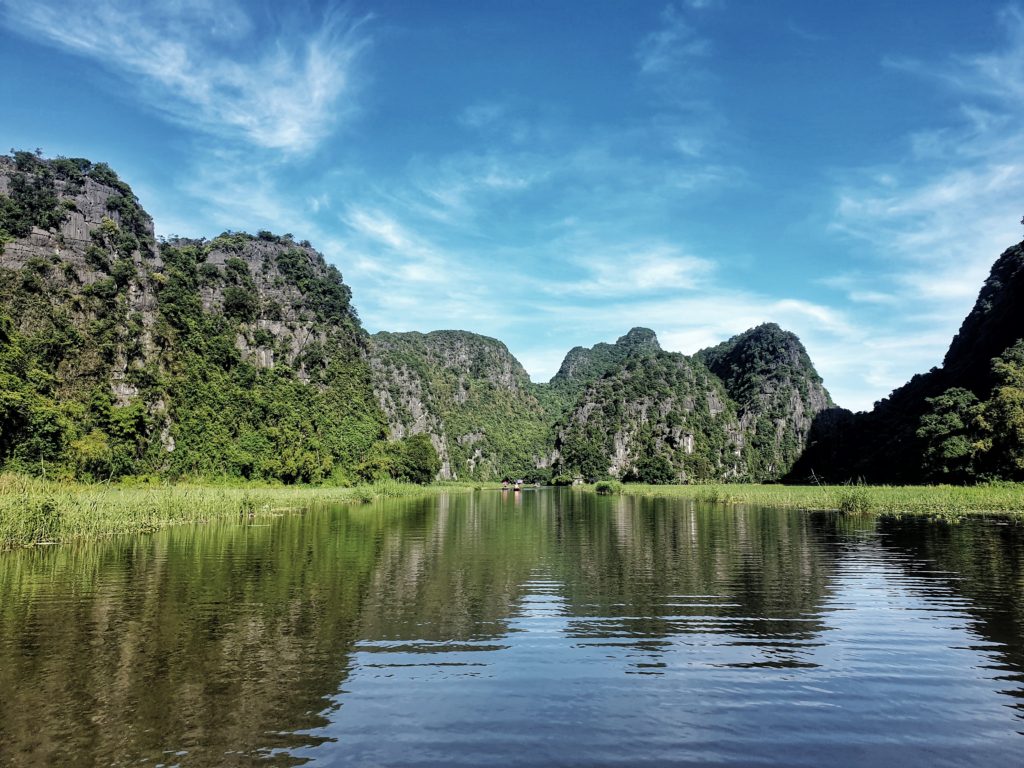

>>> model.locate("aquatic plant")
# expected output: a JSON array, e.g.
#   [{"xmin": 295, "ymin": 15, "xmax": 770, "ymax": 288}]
[
  {"xmin": 0, "ymin": 473, "xmax": 470, "ymax": 549},
  {"xmin": 594, "ymin": 480, "xmax": 623, "ymax": 495},
  {"xmin": 614, "ymin": 482, "xmax": 1024, "ymax": 517}
]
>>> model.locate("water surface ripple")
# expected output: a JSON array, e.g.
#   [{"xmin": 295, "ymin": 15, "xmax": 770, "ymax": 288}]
[{"xmin": 0, "ymin": 490, "xmax": 1022, "ymax": 766}]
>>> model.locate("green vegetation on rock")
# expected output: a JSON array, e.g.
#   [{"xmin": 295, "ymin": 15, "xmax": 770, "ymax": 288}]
[
  {"xmin": 552, "ymin": 348, "xmax": 744, "ymax": 482},
  {"xmin": 6, "ymin": 152, "xmax": 1024, "ymax": 490},
  {"xmin": 0, "ymin": 154, "xmax": 387, "ymax": 484},
  {"xmin": 549, "ymin": 326, "xmax": 661, "ymax": 394},
  {"xmin": 696, "ymin": 323, "xmax": 832, "ymax": 481},
  {"xmin": 370, "ymin": 330, "xmax": 554, "ymax": 481}
]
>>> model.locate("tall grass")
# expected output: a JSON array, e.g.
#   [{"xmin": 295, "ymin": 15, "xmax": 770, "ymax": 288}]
[
  {"xmin": 0, "ymin": 474, "xmax": 471, "ymax": 550},
  {"xmin": 606, "ymin": 483, "xmax": 1024, "ymax": 518}
]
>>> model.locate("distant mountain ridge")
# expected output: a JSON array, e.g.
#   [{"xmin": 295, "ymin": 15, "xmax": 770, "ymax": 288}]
[
  {"xmin": 5, "ymin": 151, "xmax": 1022, "ymax": 484},
  {"xmin": 547, "ymin": 323, "xmax": 832, "ymax": 483}
]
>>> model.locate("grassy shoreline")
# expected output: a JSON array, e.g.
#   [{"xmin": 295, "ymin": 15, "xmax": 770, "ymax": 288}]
[
  {"xmin": 0, "ymin": 474, "xmax": 481, "ymax": 550},
  {"xmin": 601, "ymin": 482, "xmax": 1024, "ymax": 517},
  {"xmin": 3, "ymin": 476, "xmax": 1022, "ymax": 550}
]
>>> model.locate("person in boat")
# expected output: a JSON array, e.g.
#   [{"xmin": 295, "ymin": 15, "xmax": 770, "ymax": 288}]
[
  {"xmin": 502, "ymin": 479, "xmax": 510, "ymax": 490},
  {"xmin": 514, "ymin": 479, "xmax": 522, "ymax": 491}
]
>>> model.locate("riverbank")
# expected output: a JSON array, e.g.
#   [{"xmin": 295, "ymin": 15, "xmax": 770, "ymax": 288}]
[
  {"xmin": 5, "ymin": 477, "xmax": 1022, "ymax": 550},
  {"xmin": 606, "ymin": 482, "xmax": 1024, "ymax": 517},
  {"xmin": 0, "ymin": 474, "xmax": 480, "ymax": 550}
]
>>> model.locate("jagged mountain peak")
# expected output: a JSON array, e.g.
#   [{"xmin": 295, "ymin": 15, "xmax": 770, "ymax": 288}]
[
  {"xmin": 693, "ymin": 322, "xmax": 833, "ymax": 480},
  {"xmin": 370, "ymin": 329, "xmax": 531, "ymax": 388},
  {"xmin": 615, "ymin": 327, "xmax": 661, "ymax": 350},
  {"xmin": 697, "ymin": 323, "xmax": 810, "ymax": 368},
  {"xmin": 551, "ymin": 327, "xmax": 662, "ymax": 388}
]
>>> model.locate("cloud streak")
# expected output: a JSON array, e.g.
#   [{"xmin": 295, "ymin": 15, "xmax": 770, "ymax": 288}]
[
  {"xmin": 823, "ymin": 7, "xmax": 1024, "ymax": 400},
  {"xmin": 0, "ymin": 0, "xmax": 368, "ymax": 153},
  {"xmin": 549, "ymin": 246, "xmax": 714, "ymax": 297},
  {"xmin": 637, "ymin": 4, "xmax": 712, "ymax": 75},
  {"xmin": 834, "ymin": 7, "xmax": 1024, "ymax": 276}
]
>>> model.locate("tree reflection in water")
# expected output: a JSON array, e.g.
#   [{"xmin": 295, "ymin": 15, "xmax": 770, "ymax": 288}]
[{"xmin": 0, "ymin": 491, "xmax": 1021, "ymax": 767}]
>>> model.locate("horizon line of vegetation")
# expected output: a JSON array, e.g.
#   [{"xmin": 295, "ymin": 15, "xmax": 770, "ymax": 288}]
[{"xmin": 2, "ymin": 473, "xmax": 1023, "ymax": 550}]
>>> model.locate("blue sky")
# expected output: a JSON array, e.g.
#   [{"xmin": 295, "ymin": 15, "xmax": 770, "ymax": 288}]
[{"xmin": 1, "ymin": 0, "xmax": 1022, "ymax": 411}]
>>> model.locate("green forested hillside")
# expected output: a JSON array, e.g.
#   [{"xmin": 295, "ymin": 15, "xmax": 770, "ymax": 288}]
[
  {"xmin": 11, "ymin": 152, "xmax": 1022, "ymax": 487},
  {"xmin": 142, "ymin": 235, "xmax": 385, "ymax": 482},
  {"xmin": 552, "ymin": 349, "xmax": 745, "ymax": 482},
  {"xmin": 696, "ymin": 323, "xmax": 832, "ymax": 480},
  {"xmin": 0, "ymin": 146, "xmax": 842, "ymax": 486},
  {"xmin": 369, "ymin": 330, "xmax": 553, "ymax": 480},
  {"xmin": 547, "ymin": 324, "xmax": 835, "ymax": 483},
  {"xmin": 549, "ymin": 327, "xmax": 661, "ymax": 394},
  {"xmin": 0, "ymin": 153, "xmax": 386, "ymax": 482}
]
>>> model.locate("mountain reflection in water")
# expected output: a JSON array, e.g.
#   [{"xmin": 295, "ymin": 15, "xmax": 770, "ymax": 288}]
[{"xmin": 0, "ymin": 490, "xmax": 1021, "ymax": 767}]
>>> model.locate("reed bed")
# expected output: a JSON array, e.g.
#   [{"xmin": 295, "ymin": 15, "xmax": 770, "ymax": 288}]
[
  {"xmin": 606, "ymin": 483, "xmax": 1024, "ymax": 518},
  {"xmin": 0, "ymin": 474, "xmax": 471, "ymax": 550}
]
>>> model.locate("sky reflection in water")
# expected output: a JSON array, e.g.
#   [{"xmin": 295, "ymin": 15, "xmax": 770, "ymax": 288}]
[{"xmin": 0, "ymin": 490, "xmax": 1021, "ymax": 767}]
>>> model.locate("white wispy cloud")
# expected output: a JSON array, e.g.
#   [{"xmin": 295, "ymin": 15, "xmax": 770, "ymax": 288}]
[
  {"xmin": 637, "ymin": 4, "xmax": 711, "ymax": 75},
  {"xmin": 825, "ymin": 6, "xmax": 1024, "ymax": 399},
  {"xmin": 834, "ymin": 8, "xmax": 1024, "ymax": 274},
  {"xmin": 342, "ymin": 205, "xmax": 462, "ymax": 288},
  {"xmin": 396, "ymin": 151, "xmax": 549, "ymax": 225},
  {"xmin": 459, "ymin": 101, "xmax": 510, "ymax": 130},
  {"xmin": 786, "ymin": 21, "xmax": 827, "ymax": 43},
  {"xmin": 160, "ymin": 147, "xmax": 317, "ymax": 237},
  {"xmin": 886, "ymin": 5, "xmax": 1024, "ymax": 102},
  {"xmin": 456, "ymin": 98, "xmax": 556, "ymax": 146},
  {"xmin": 346, "ymin": 207, "xmax": 419, "ymax": 253},
  {"xmin": 551, "ymin": 246, "xmax": 714, "ymax": 297},
  {"xmin": 0, "ymin": 0, "xmax": 368, "ymax": 153}
]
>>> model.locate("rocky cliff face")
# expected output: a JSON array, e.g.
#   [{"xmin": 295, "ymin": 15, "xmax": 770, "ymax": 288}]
[
  {"xmin": 0, "ymin": 154, "xmax": 160, "ymax": 409},
  {"xmin": 550, "ymin": 326, "xmax": 661, "ymax": 391},
  {"xmin": 369, "ymin": 331, "xmax": 550, "ymax": 479},
  {"xmin": 696, "ymin": 323, "xmax": 833, "ymax": 480},
  {"xmin": 942, "ymin": 242, "xmax": 1024, "ymax": 396},
  {"xmin": 0, "ymin": 151, "xmax": 852, "ymax": 485},
  {"xmin": 0, "ymin": 153, "xmax": 382, "ymax": 482},
  {"xmin": 548, "ymin": 326, "xmax": 835, "ymax": 483},
  {"xmin": 552, "ymin": 347, "xmax": 746, "ymax": 482}
]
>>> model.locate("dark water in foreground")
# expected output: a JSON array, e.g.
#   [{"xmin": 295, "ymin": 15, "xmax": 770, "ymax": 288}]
[{"xmin": 1, "ymin": 490, "xmax": 1023, "ymax": 767}]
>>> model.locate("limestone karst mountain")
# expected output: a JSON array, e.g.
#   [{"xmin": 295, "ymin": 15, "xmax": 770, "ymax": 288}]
[
  {"xmin": 549, "ymin": 324, "xmax": 832, "ymax": 483},
  {"xmin": 0, "ymin": 152, "xmax": 382, "ymax": 482},
  {"xmin": 369, "ymin": 330, "xmax": 551, "ymax": 480},
  {"xmin": 10, "ymin": 151, "xmax": 1020, "ymax": 484},
  {"xmin": 696, "ymin": 323, "xmax": 833, "ymax": 481}
]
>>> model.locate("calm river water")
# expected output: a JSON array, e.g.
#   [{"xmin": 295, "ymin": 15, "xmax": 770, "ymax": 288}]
[{"xmin": 1, "ymin": 489, "xmax": 1022, "ymax": 766}]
